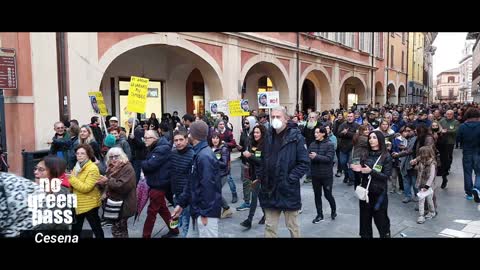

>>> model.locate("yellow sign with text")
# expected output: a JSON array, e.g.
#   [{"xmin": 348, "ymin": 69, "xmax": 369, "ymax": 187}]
[
  {"xmin": 127, "ymin": 76, "xmax": 149, "ymax": 113},
  {"xmin": 88, "ymin": 91, "xmax": 109, "ymax": 116},
  {"xmin": 228, "ymin": 100, "xmax": 249, "ymax": 117}
]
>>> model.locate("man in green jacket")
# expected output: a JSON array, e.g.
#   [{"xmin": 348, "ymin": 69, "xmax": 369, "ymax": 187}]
[{"xmin": 438, "ymin": 110, "xmax": 460, "ymax": 188}]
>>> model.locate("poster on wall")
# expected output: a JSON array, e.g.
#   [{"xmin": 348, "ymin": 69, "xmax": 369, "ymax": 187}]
[
  {"xmin": 257, "ymin": 91, "xmax": 280, "ymax": 109},
  {"xmin": 209, "ymin": 100, "xmax": 228, "ymax": 114}
]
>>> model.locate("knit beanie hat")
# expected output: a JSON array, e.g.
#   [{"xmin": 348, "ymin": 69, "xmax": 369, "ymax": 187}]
[
  {"xmin": 189, "ymin": 120, "xmax": 208, "ymax": 141},
  {"xmin": 104, "ymin": 134, "xmax": 116, "ymax": 148}
]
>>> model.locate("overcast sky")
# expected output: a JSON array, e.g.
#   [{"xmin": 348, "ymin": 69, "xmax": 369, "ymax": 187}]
[{"xmin": 432, "ymin": 32, "xmax": 467, "ymax": 78}]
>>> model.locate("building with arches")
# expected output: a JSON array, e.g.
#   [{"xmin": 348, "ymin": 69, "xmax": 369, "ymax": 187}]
[{"xmin": 0, "ymin": 32, "xmax": 435, "ymax": 174}]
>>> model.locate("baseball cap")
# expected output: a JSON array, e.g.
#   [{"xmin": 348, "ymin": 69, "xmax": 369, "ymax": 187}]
[{"xmin": 110, "ymin": 116, "xmax": 119, "ymax": 122}]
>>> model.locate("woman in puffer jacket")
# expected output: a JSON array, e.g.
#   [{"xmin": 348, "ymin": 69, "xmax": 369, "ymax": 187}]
[
  {"xmin": 308, "ymin": 126, "xmax": 336, "ymax": 223},
  {"xmin": 209, "ymin": 131, "xmax": 233, "ymax": 219}
]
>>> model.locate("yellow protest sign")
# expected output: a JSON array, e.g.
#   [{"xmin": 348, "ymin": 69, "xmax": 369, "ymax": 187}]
[
  {"xmin": 228, "ymin": 100, "xmax": 249, "ymax": 116},
  {"xmin": 127, "ymin": 76, "xmax": 149, "ymax": 113},
  {"xmin": 88, "ymin": 91, "xmax": 109, "ymax": 116}
]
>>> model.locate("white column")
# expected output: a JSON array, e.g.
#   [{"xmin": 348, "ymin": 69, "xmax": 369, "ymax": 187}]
[{"xmin": 30, "ymin": 32, "xmax": 60, "ymax": 150}]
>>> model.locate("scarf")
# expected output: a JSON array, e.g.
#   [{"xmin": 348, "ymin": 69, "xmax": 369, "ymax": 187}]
[
  {"xmin": 107, "ymin": 161, "xmax": 126, "ymax": 177},
  {"xmin": 73, "ymin": 159, "xmax": 89, "ymax": 175}
]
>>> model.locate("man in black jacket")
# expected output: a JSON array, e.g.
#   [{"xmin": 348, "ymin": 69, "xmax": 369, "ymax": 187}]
[
  {"xmin": 257, "ymin": 106, "xmax": 309, "ymax": 237},
  {"xmin": 332, "ymin": 112, "xmax": 345, "ymax": 177},
  {"xmin": 236, "ymin": 116, "xmax": 257, "ymax": 211},
  {"xmin": 89, "ymin": 116, "xmax": 104, "ymax": 147},
  {"xmin": 337, "ymin": 112, "xmax": 360, "ymax": 186}
]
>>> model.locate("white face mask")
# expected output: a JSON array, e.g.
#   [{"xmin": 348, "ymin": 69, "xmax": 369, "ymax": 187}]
[{"xmin": 271, "ymin": 118, "xmax": 284, "ymax": 130}]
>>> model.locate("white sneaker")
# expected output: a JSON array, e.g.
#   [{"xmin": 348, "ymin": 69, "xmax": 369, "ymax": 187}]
[
  {"xmin": 425, "ymin": 212, "xmax": 436, "ymax": 219},
  {"xmin": 417, "ymin": 216, "xmax": 425, "ymax": 224}
]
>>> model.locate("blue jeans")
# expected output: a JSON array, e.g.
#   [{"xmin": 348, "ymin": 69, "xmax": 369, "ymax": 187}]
[
  {"xmin": 227, "ymin": 173, "xmax": 237, "ymax": 194},
  {"xmin": 339, "ymin": 150, "xmax": 353, "ymax": 182},
  {"xmin": 462, "ymin": 153, "xmax": 480, "ymax": 196},
  {"xmin": 174, "ymin": 197, "xmax": 190, "ymax": 238},
  {"xmin": 402, "ymin": 171, "xmax": 418, "ymax": 199}
]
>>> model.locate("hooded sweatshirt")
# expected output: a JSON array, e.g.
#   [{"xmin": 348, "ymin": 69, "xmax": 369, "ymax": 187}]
[{"xmin": 457, "ymin": 120, "xmax": 480, "ymax": 155}]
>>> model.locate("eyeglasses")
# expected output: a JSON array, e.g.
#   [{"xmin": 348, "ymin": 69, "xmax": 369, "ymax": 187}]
[
  {"xmin": 55, "ymin": 127, "xmax": 65, "ymax": 130},
  {"xmin": 34, "ymin": 166, "xmax": 46, "ymax": 172},
  {"xmin": 109, "ymin": 155, "xmax": 120, "ymax": 160},
  {"xmin": 244, "ymin": 122, "xmax": 250, "ymax": 125}
]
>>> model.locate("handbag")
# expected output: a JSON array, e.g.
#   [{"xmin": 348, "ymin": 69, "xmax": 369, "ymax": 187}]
[
  {"xmin": 102, "ymin": 198, "xmax": 124, "ymax": 221},
  {"xmin": 355, "ymin": 155, "xmax": 382, "ymax": 203},
  {"xmin": 243, "ymin": 163, "xmax": 251, "ymax": 181}
]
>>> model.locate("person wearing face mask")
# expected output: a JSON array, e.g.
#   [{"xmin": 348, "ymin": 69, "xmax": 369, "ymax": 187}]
[
  {"xmin": 256, "ymin": 106, "xmax": 309, "ymax": 238},
  {"xmin": 430, "ymin": 121, "xmax": 442, "ymax": 143}
]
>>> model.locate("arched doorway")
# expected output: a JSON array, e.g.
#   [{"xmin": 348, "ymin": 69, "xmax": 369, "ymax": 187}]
[
  {"xmin": 387, "ymin": 83, "xmax": 397, "ymax": 104},
  {"xmin": 301, "ymin": 79, "xmax": 315, "ymax": 113},
  {"xmin": 99, "ymin": 42, "xmax": 223, "ymax": 122},
  {"xmin": 398, "ymin": 85, "xmax": 406, "ymax": 105},
  {"xmin": 300, "ymin": 69, "xmax": 332, "ymax": 113},
  {"xmin": 242, "ymin": 61, "xmax": 289, "ymax": 112},
  {"xmin": 339, "ymin": 77, "xmax": 367, "ymax": 110},
  {"xmin": 186, "ymin": 68, "xmax": 205, "ymax": 115},
  {"xmin": 375, "ymin": 82, "xmax": 384, "ymax": 106}
]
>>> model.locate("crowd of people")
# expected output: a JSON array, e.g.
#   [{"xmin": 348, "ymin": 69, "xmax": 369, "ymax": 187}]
[{"xmin": 1, "ymin": 102, "xmax": 480, "ymax": 238}]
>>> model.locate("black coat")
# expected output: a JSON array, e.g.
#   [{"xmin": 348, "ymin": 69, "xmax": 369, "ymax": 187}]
[
  {"xmin": 257, "ymin": 127, "xmax": 309, "ymax": 211},
  {"xmin": 170, "ymin": 145, "xmax": 194, "ymax": 196},
  {"xmin": 141, "ymin": 137, "xmax": 171, "ymax": 190},
  {"xmin": 245, "ymin": 143, "xmax": 263, "ymax": 181},
  {"xmin": 127, "ymin": 126, "xmax": 147, "ymax": 161},
  {"xmin": 337, "ymin": 121, "xmax": 360, "ymax": 153},
  {"xmin": 359, "ymin": 151, "xmax": 393, "ymax": 197},
  {"xmin": 302, "ymin": 122, "xmax": 321, "ymax": 147},
  {"xmin": 308, "ymin": 138, "xmax": 335, "ymax": 179}
]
